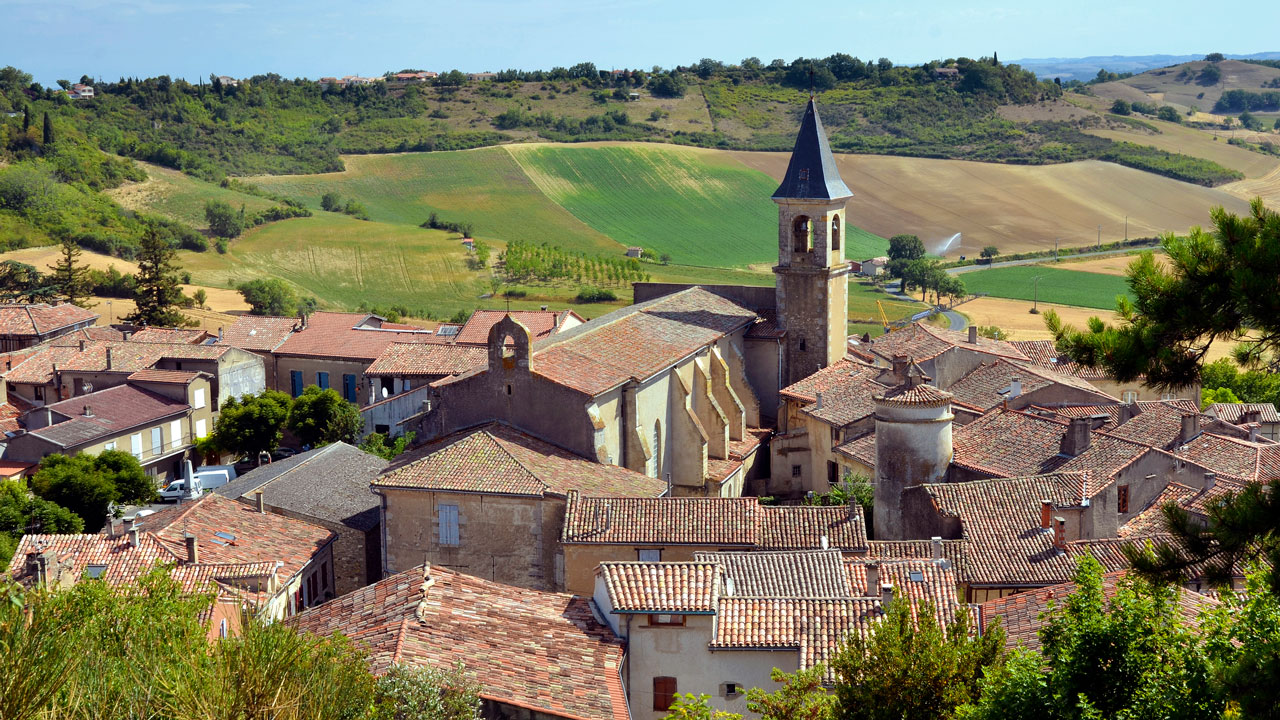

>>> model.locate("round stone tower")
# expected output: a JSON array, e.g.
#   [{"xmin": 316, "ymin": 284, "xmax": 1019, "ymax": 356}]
[{"xmin": 872, "ymin": 362, "xmax": 954, "ymax": 540}]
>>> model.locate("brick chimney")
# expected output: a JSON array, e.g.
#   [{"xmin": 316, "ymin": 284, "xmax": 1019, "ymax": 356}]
[
  {"xmin": 968, "ymin": 325, "xmax": 978, "ymax": 344},
  {"xmin": 1040, "ymin": 499, "xmax": 1053, "ymax": 529},
  {"xmin": 1052, "ymin": 517, "xmax": 1067, "ymax": 550},
  {"xmin": 106, "ymin": 347, "xmax": 113, "ymax": 370},
  {"xmin": 1180, "ymin": 414, "xmax": 1200, "ymax": 444},
  {"xmin": 880, "ymin": 581, "xmax": 893, "ymax": 609},
  {"xmin": 1244, "ymin": 409, "xmax": 1262, "ymax": 425},
  {"xmin": 1204, "ymin": 472, "xmax": 1217, "ymax": 492},
  {"xmin": 1060, "ymin": 417, "xmax": 1092, "ymax": 457},
  {"xmin": 931, "ymin": 536, "xmax": 943, "ymax": 561},
  {"xmin": 255, "ymin": 491, "xmax": 265, "ymax": 514},
  {"xmin": 865, "ymin": 562, "xmax": 880, "ymax": 595},
  {"xmin": 184, "ymin": 533, "xmax": 198, "ymax": 564},
  {"xmin": 891, "ymin": 355, "xmax": 909, "ymax": 382}
]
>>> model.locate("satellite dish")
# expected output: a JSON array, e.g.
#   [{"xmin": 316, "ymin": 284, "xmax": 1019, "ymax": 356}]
[{"xmin": 381, "ymin": 386, "xmax": 389, "ymax": 399}]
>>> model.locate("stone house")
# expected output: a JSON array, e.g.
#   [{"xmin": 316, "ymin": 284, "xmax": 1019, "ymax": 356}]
[
  {"xmin": 593, "ymin": 550, "xmax": 962, "ymax": 719},
  {"xmin": 7, "ymin": 492, "xmax": 337, "ymax": 624},
  {"xmin": 1204, "ymin": 402, "xmax": 1280, "ymax": 442},
  {"xmin": 418, "ymin": 291, "xmax": 772, "ymax": 497},
  {"xmin": 450, "ymin": 308, "xmax": 583, "ymax": 346},
  {"xmin": 1011, "ymin": 339, "xmax": 1201, "ymax": 403},
  {"xmin": 865, "ymin": 323, "xmax": 1032, "ymax": 388},
  {"xmin": 0, "ymin": 303, "xmax": 99, "ymax": 352},
  {"xmin": 215, "ymin": 442, "xmax": 389, "ymax": 596},
  {"xmin": 215, "ymin": 315, "xmax": 300, "ymax": 390},
  {"xmin": 943, "ymin": 356, "xmax": 1118, "ymax": 418},
  {"xmin": 559, "ymin": 492, "xmax": 869, "ymax": 594},
  {"xmin": 360, "ymin": 343, "xmax": 487, "ymax": 436},
  {"xmin": 4, "ymin": 371, "xmax": 216, "ymax": 484},
  {"xmin": 373, "ymin": 422, "xmax": 667, "ymax": 591},
  {"xmin": 292, "ymin": 563, "xmax": 629, "ymax": 720},
  {"xmin": 1, "ymin": 339, "xmax": 264, "ymax": 409}
]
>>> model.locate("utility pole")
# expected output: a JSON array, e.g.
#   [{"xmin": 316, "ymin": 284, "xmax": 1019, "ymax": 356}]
[
  {"xmin": 1031, "ymin": 275, "xmax": 1043, "ymax": 314},
  {"xmin": 1125, "ymin": 215, "xmax": 1128, "ymax": 242},
  {"xmin": 1054, "ymin": 237, "xmax": 1059, "ymax": 262},
  {"xmin": 1097, "ymin": 224, "xmax": 1101, "ymax": 251}
]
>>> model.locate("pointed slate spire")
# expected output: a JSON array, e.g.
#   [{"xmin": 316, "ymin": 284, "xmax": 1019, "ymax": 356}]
[{"xmin": 772, "ymin": 97, "xmax": 853, "ymax": 201}]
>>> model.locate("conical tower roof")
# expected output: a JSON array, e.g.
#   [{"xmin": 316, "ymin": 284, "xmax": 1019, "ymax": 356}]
[{"xmin": 772, "ymin": 97, "xmax": 853, "ymax": 201}]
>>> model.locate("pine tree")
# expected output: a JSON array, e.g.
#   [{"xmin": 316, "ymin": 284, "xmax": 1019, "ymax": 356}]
[
  {"xmin": 47, "ymin": 238, "xmax": 93, "ymax": 307},
  {"xmin": 41, "ymin": 111, "xmax": 53, "ymax": 145},
  {"xmin": 125, "ymin": 228, "xmax": 194, "ymax": 327}
]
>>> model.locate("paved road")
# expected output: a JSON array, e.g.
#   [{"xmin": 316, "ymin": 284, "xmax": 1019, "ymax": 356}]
[
  {"xmin": 942, "ymin": 310, "xmax": 968, "ymax": 331},
  {"xmin": 948, "ymin": 245, "xmax": 1155, "ymax": 275}
]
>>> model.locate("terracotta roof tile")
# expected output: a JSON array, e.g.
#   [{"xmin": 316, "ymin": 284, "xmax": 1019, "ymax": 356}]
[
  {"xmin": 870, "ymin": 322, "xmax": 1029, "ymax": 364},
  {"xmin": 32, "ymin": 384, "xmax": 189, "ymax": 448},
  {"xmin": 946, "ymin": 358, "xmax": 1114, "ymax": 412},
  {"xmin": 600, "ymin": 561, "xmax": 722, "ymax": 612},
  {"xmin": 216, "ymin": 315, "xmax": 299, "ymax": 352},
  {"xmin": 980, "ymin": 570, "xmax": 1217, "ymax": 650},
  {"xmin": 780, "ymin": 361, "xmax": 885, "ymax": 427},
  {"xmin": 127, "ymin": 369, "xmax": 201, "ymax": 384},
  {"xmin": 2, "ymin": 340, "xmax": 230, "ymax": 385},
  {"xmin": 696, "ymin": 550, "xmax": 852, "ymax": 597},
  {"xmin": 1106, "ymin": 402, "xmax": 1251, "ymax": 450},
  {"xmin": 275, "ymin": 312, "xmax": 436, "ymax": 361},
  {"xmin": 561, "ymin": 494, "xmax": 868, "ymax": 550},
  {"xmin": 1176, "ymin": 433, "xmax": 1280, "ymax": 482},
  {"xmin": 1009, "ymin": 339, "xmax": 1111, "ymax": 380},
  {"xmin": 875, "ymin": 382, "xmax": 953, "ymax": 407},
  {"xmin": 127, "ymin": 327, "xmax": 212, "ymax": 344},
  {"xmin": 705, "ymin": 427, "xmax": 772, "ymax": 483},
  {"xmin": 365, "ymin": 343, "xmax": 488, "ymax": 377},
  {"xmin": 1206, "ymin": 402, "xmax": 1280, "ymax": 424},
  {"xmin": 1118, "ymin": 482, "xmax": 1199, "ymax": 538},
  {"xmin": 374, "ymin": 423, "xmax": 666, "ymax": 498},
  {"xmin": 0, "ymin": 303, "xmax": 98, "ymax": 337},
  {"xmin": 291, "ymin": 564, "xmax": 628, "ymax": 720},
  {"xmin": 952, "ymin": 408, "xmax": 1151, "ymax": 481},
  {"xmin": 453, "ymin": 310, "xmax": 581, "ymax": 345}
]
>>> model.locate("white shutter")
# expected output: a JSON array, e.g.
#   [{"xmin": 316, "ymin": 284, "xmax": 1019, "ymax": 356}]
[
  {"xmin": 195, "ymin": 419, "xmax": 207, "ymax": 439},
  {"xmin": 193, "ymin": 388, "xmax": 206, "ymax": 409},
  {"xmin": 170, "ymin": 420, "xmax": 182, "ymax": 449},
  {"xmin": 130, "ymin": 433, "xmax": 143, "ymax": 458},
  {"xmin": 151, "ymin": 427, "xmax": 162, "ymax": 455}
]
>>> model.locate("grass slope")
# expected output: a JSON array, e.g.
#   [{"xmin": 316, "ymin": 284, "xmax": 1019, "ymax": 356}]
[
  {"xmin": 960, "ymin": 265, "xmax": 1132, "ymax": 310},
  {"xmin": 104, "ymin": 162, "xmax": 280, "ymax": 231},
  {"xmin": 245, "ymin": 148, "xmax": 622, "ymax": 256},
  {"xmin": 508, "ymin": 143, "xmax": 886, "ymax": 268}
]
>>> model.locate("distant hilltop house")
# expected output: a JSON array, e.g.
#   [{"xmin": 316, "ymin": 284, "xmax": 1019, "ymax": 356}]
[
  {"xmin": 467, "ymin": 72, "xmax": 497, "ymax": 82},
  {"xmin": 625, "ymin": 246, "xmax": 643, "ymax": 258},
  {"xmin": 935, "ymin": 66, "xmax": 960, "ymax": 78},
  {"xmin": 66, "ymin": 83, "xmax": 94, "ymax": 100},
  {"xmin": 214, "ymin": 75, "xmax": 239, "ymax": 87},
  {"xmin": 391, "ymin": 71, "xmax": 438, "ymax": 82},
  {"xmin": 318, "ymin": 75, "xmax": 382, "ymax": 89},
  {"xmin": 858, "ymin": 256, "xmax": 889, "ymax": 276}
]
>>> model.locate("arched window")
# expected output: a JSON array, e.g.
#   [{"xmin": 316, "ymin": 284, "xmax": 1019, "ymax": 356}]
[
  {"xmin": 792, "ymin": 216, "xmax": 811, "ymax": 253},
  {"xmin": 831, "ymin": 215, "xmax": 841, "ymax": 251},
  {"xmin": 649, "ymin": 419, "xmax": 663, "ymax": 478}
]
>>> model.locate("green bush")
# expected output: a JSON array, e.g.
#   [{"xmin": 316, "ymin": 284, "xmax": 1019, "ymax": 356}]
[{"xmin": 574, "ymin": 286, "xmax": 617, "ymax": 303}]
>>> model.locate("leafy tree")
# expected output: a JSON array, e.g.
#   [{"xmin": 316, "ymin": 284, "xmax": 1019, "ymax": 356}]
[
  {"xmin": 343, "ymin": 199, "xmax": 370, "ymax": 220},
  {"xmin": 46, "ymin": 237, "xmax": 93, "ymax": 307},
  {"xmin": 212, "ymin": 390, "xmax": 293, "ymax": 458},
  {"xmin": 1200, "ymin": 567, "xmax": 1280, "ymax": 716},
  {"xmin": 1204, "ymin": 53, "xmax": 1225, "ymax": 62},
  {"xmin": 1240, "ymin": 110, "xmax": 1262, "ymax": 131},
  {"xmin": 373, "ymin": 662, "xmax": 481, "ymax": 720},
  {"xmin": 746, "ymin": 665, "xmax": 834, "ymax": 720},
  {"xmin": 662, "ymin": 694, "xmax": 741, "ymax": 720},
  {"xmin": 192, "ymin": 288, "xmax": 207, "ymax": 308},
  {"xmin": 0, "ymin": 479, "xmax": 82, "ymax": 564},
  {"xmin": 238, "ymin": 277, "xmax": 301, "ymax": 316},
  {"xmin": 979, "ymin": 245, "xmax": 999, "ymax": 260},
  {"xmin": 649, "ymin": 73, "xmax": 687, "ymax": 98},
  {"xmin": 321, "ymin": 191, "xmax": 341, "ymax": 211},
  {"xmin": 204, "ymin": 199, "xmax": 244, "ymax": 238},
  {"xmin": 887, "ymin": 234, "xmax": 926, "ymax": 261},
  {"xmin": 831, "ymin": 590, "xmax": 1004, "ymax": 720},
  {"xmin": 28, "ymin": 451, "xmax": 153, "ymax": 531},
  {"xmin": 360, "ymin": 431, "xmax": 416, "ymax": 461},
  {"xmin": 126, "ymin": 227, "xmax": 193, "ymax": 327},
  {"xmin": 1157, "ymin": 105, "xmax": 1182, "ymax": 123},
  {"xmin": 958, "ymin": 556, "xmax": 1222, "ymax": 720},
  {"xmin": 288, "ymin": 386, "xmax": 363, "ymax": 447},
  {"xmin": 977, "ymin": 325, "xmax": 1008, "ymax": 340},
  {"xmin": 1048, "ymin": 199, "xmax": 1280, "ymax": 390},
  {"xmin": 1198, "ymin": 64, "xmax": 1222, "ymax": 85},
  {"xmin": 1110, "ymin": 99, "xmax": 1132, "ymax": 115},
  {"xmin": 1200, "ymin": 386, "xmax": 1241, "ymax": 408},
  {"xmin": 0, "ymin": 260, "xmax": 56, "ymax": 303},
  {"xmin": 42, "ymin": 111, "xmax": 53, "ymax": 145}
]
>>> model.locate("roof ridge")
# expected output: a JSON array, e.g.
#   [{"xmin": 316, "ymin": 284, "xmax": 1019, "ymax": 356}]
[{"xmin": 483, "ymin": 427, "xmax": 552, "ymax": 494}]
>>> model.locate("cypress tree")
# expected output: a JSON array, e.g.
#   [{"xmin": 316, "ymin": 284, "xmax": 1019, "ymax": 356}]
[
  {"xmin": 41, "ymin": 111, "xmax": 53, "ymax": 145},
  {"xmin": 22, "ymin": 105, "xmax": 30, "ymax": 132}
]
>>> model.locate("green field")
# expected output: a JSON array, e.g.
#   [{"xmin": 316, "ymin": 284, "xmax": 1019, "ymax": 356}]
[
  {"xmin": 960, "ymin": 265, "xmax": 1133, "ymax": 310},
  {"xmin": 106, "ymin": 163, "xmax": 281, "ymax": 231}
]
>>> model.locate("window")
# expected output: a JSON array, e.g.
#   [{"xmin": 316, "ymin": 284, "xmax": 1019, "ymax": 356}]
[
  {"xmin": 1122, "ymin": 390, "xmax": 1138, "ymax": 403},
  {"xmin": 827, "ymin": 461, "xmax": 838, "ymax": 485},
  {"xmin": 104, "ymin": 441, "xmax": 116, "ymax": 451},
  {"xmin": 831, "ymin": 215, "xmax": 841, "ymax": 251},
  {"xmin": 170, "ymin": 420, "xmax": 182, "ymax": 449},
  {"xmin": 343, "ymin": 374, "xmax": 357, "ymax": 403},
  {"xmin": 85, "ymin": 564, "xmax": 107, "ymax": 579},
  {"xmin": 150, "ymin": 427, "xmax": 162, "ymax": 455},
  {"xmin": 317, "ymin": 371, "xmax": 330, "ymax": 390},
  {"xmin": 1117, "ymin": 484, "xmax": 1130, "ymax": 514},
  {"xmin": 33, "ymin": 386, "xmax": 44, "ymax": 401},
  {"xmin": 193, "ymin": 388, "xmax": 206, "ymax": 409},
  {"xmin": 637, "ymin": 548, "xmax": 662, "ymax": 562},
  {"xmin": 723, "ymin": 682, "xmax": 742, "ymax": 699},
  {"xmin": 649, "ymin": 613, "xmax": 684, "ymax": 626},
  {"xmin": 130, "ymin": 433, "xmax": 143, "ymax": 459},
  {"xmin": 219, "ymin": 618, "xmax": 229, "ymax": 638},
  {"xmin": 653, "ymin": 677, "xmax": 677, "ymax": 711},
  {"xmin": 792, "ymin": 215, "xmax": 811, "ymax": 253},
  {"xmin": 792, "ymin": 464, "xmax": 802, "ymax": 478},
  {"xmin": 290, "ymin": 370, "xmax": 303, "ymax": 397},
  {"xmin": 1161, "ymin": 392, "xmax": 1176, "ymax": 401},
  {"xmin": 438, "ymin": 504, "xmax": 460, "ymax": 546},
  {"xmin": 195, "ymin": 418, "xmax": 208, "ymax": 439},
  {"xmin": 799, "ymin": 338, "xmax": 806, "ymax": 352}
]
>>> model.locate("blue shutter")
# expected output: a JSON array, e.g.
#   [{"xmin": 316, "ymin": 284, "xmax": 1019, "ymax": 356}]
[
  {"xmin": 439, "ymin": 504, "xmax": 459, "ymax": 546},
  {"xmin": 317, "ymin": 371, "xmax": 329, "ymax": 390},
  {"xmin": 343, "ymin": 374, "xmax": 357, "ymax": 403},
  {"xmin": 290, "ymin": 370, "xmax": 303, "ymax": 397}
]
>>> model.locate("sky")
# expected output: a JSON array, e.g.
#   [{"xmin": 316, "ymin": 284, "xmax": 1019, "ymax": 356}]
[{"xmin": 5, "ymin": 0, "xmax": 1278, "ymax": 85}]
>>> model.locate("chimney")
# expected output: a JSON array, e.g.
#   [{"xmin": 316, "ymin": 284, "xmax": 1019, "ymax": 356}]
[
  {"xmin": 1052, "ymin": 517, "xmax": 1066, "ymax": 550},
  {"xmin": 1204, "ymin": 472, "xmax": 1217, "ymax": 492},
  {"xmin": 128, "ymin": 526, "xmax": 139, "ymax": 547},
  {"xmin": 880, "ymin": 581, "xmax": 893, "ymax": 609},
  {"xmin": 255, "ymin": 491, "xmax": 265, "ymax": 514},
  {"xmin": 931, "ymin": 536, "xmax": 943, "ymax": 561},
  {"xmin": 106, "ymin": 347, "xmax": 113, "ymax": 370},
  {"xmin": 1089, "ymin": 413, "xmax": 1110, "ymax": 430},
  {"xmin": 108, "ymin": 517, "xmax": 122, "ymax": 537},
  {"xmin": 968, "ymin": 325, "xmax": 978, "ymax": 344},
  {"xmin": 83, "ymin": 405, "xmax": 92, "ymax": 418},
  {"xmin": 42, "ymin": 407, "xmax": 53, "ymax": 427},
  {"xmin": 1249, "ymin": 424, "xmax": 1259, "ymax": 442},
  {"xmin": 815, "ymin": 391, "xmax": 824, "ymax": 412},
  {"xmin": 1060, "ymin": 417, "xmax": 1092, "ymax": 457},
  {"xmin": 184, "ymin": 533, "xmax": 198, "ymax": 564},
  {"xmin": 1180, "ymin": 414, "xmax": 1200, "ymax": 444},
  {"xmin": 891, "ymin": 355, "xmax": 909, "ymax": 382},
  {"xmin": 298, "ymin": 310, "xmax": 309, "ymax": 330},
  {"xmin": 28, "ymin": 551, "xmax": 50, "ymax": 586},
  {"xmin": 1040, "ymin": 499, "xmax": 1053, "ymax": 529},
  {"xmin": 1009, "ymin": 375, "xmax": 1021, "ymax": 399},
  {"xmin": 218, "ymin": 326, "xmax": 224, "ymax": 341},
  {"xmin": 1118, "ymin": 402, "xmax": 1136, "ymax": 424},
  {"xmin": 1244, "ymin": 409, "xmax": 1262, "ymax": 425},
  {"xmin": 79, "ymin": 339, "xmax": 86, "ymax": 351},
  {"xmin": 865, "ymin": 563, "xmax": 880, "ymax": 595},
  {"xmin": 122, "ymin": 330, "xmax": 132, "ymax": 341}
]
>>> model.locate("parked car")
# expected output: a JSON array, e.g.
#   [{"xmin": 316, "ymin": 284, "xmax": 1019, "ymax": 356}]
[
  {"xmin": 158, "ymin": 478, "xmax": 202, "ymax": 502},
  {"xmin": 271, "ymin": 447, "xmax": 299, "ymax": 461}
]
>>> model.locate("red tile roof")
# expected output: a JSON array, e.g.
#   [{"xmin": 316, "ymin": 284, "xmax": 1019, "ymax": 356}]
[
  {"xmin": 374, "ymin": 423, "xmax": 666, "ymax": 498},
  {"xmin": 561, "ymin": 493, "xmax": 868, "ymax": 550},
  {"xmin": 291, "ymin": 564, "xmax": 628, "ymax": 720},
  {"xmin": 127, "ymin": 327, "xmax": 213, "ymax": 344},
  {"xmin": 874, "ymin": 382, "xmax": 953, "ymax": 407},
  {"xmin": 1175, "ymin": 432, "xmax": 1280, "ymax": 482},
  {"xmin": 453, "ymin": 310, "xmax": 582, "ymax": 345},
  {"xmin": 946, "ymin": 358, "xmax": 1114, "ymax": 411},
  {"xmin": 0, "ymin": 303, "xmax": 98, "ymax": 337},
  {"xmin": 599, "ymin": 561, "xmax": 722, "ymax": 612},
  {"xmin": 365, "ymin": 343, "xmax": 488, "ymax": 377},
  {"xmin": 216, "ymin": 315, "xmax": 300, "ymax": 352},
  {"xmin": 781, "ymin": 361, "xmax": 886, "ymax": 427},
  {"xmin": 0, "ymin": 391, "xmax": 33, "ymax": 434},
  {"xmin": 1206, "ymin": 402, "xmax": 1280, "ymax": 424},
  {"xmin": 274, "ymin": 312, "xmax": 436, "ymax": 361},
  {"xmin": 127, "ymin": 369, "xmax": 201, "ymax": 384},
  {"xmin": 32, "ymin": 384, "xmax": 189, "ymax": 448},
  {"xmin": 705, "ymin": 427, "xmax": 772, "ymax": 483},
  {"xmin": 1118, "ymin": 482, "xmax": 1199, "ymax": 538},
  {"xmin": 952, "ymin": 408, "xmax": 1151, "ymax": 482},
  {"xmin": 870, "ymin": 322, "xmax": 1029, "ymax": 364},
  {"xmin": 2, "ymin": 340, "xmax": 231, "ymax": 385},
  {"xmin": 980, "ymin": 570, "xmax": 1217, "ymax": 650},
  {"xmin": 1105, "ymin": 401, "xmax": 1251, "ymax": 450},
  {"xmin": 1009, "ymin": 339, "xmax": 1111, "ymax": 380}
]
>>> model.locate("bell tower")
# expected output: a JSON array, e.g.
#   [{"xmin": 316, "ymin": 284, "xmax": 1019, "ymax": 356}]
[{"xmin": 773, "ymin": 97, "xmax": 853, "ymax": 385}]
